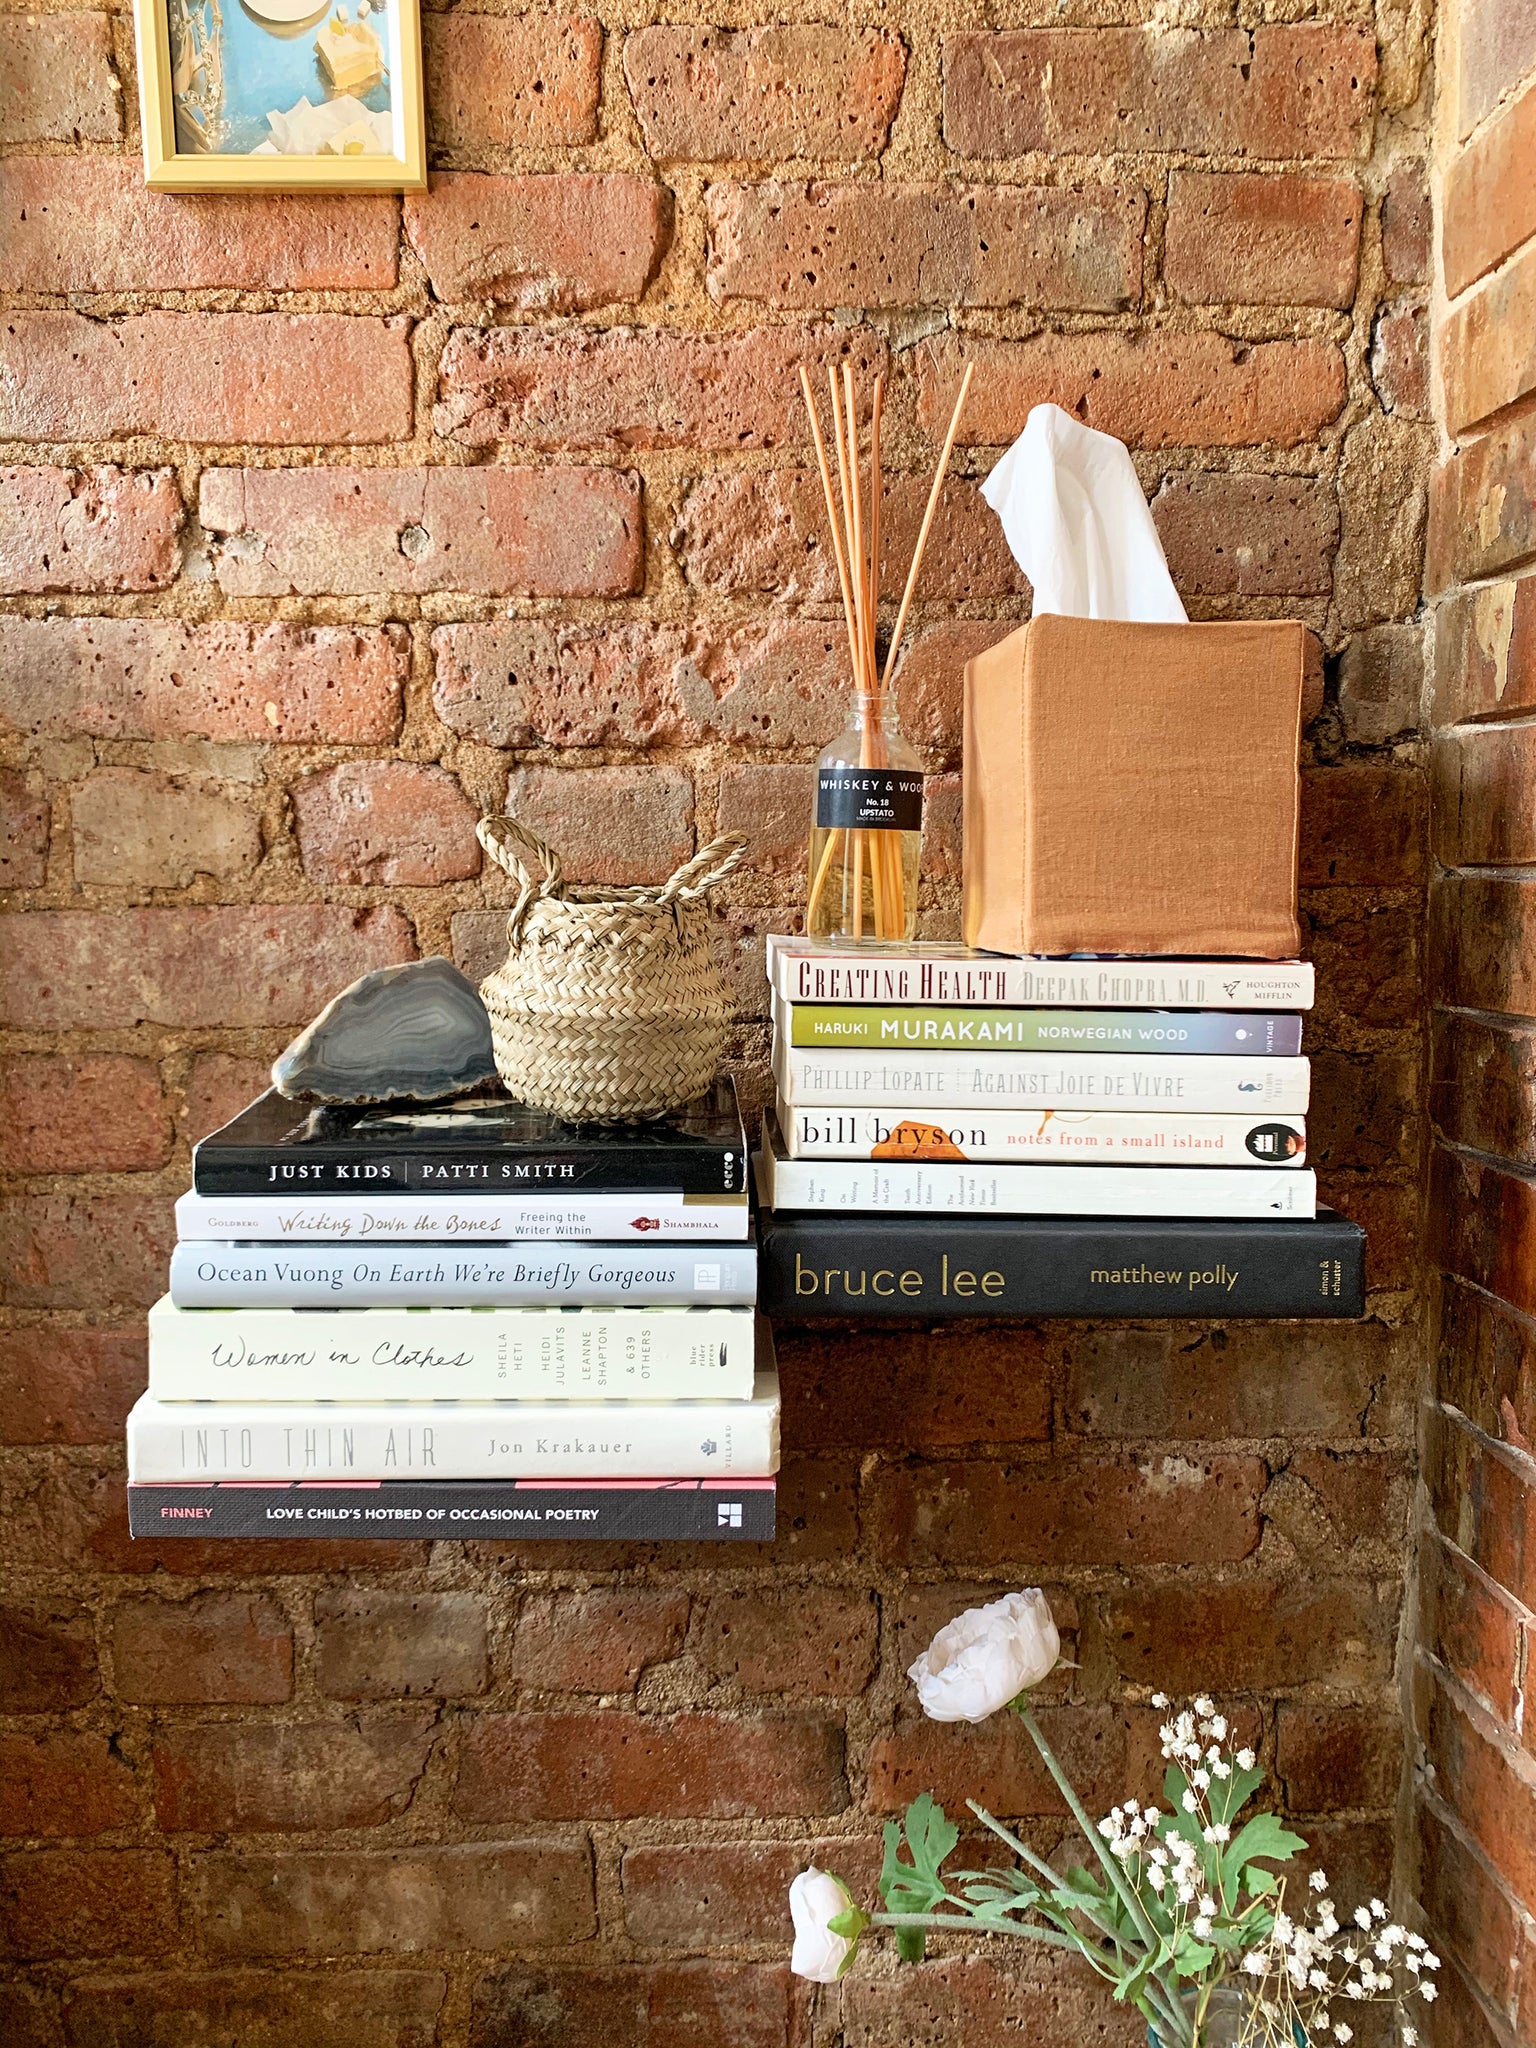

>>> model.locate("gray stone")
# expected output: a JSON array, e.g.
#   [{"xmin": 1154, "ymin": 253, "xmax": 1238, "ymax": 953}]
[{"xmin": 272, "ymin": 957, "xmax": 499, "ymax": 1103}]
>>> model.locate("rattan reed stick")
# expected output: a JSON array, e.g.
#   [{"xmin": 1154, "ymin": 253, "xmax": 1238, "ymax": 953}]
[{"xmin": 880, "ymin": 360, "xmax": 975, "ymax": 694}]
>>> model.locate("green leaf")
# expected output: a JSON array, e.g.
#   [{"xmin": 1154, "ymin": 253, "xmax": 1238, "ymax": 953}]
[
  {"xmin": 1170, "ymin": 1935, "xmax": 1217, "ymax": 1981},
  {"xmin": 905, "ymin": 1792, "xmax": 960, "ymax": 1875},
  {"xmin": 879, "ymin": 1796, "xmax": 960, "ymax": 1919},
  {"xmin": 1222, "ymin": 1813, "xmax": 1307, "ymax": 1900},
  {"xmin": 827, "ymin": 1907, "xmax": 868, "ymax": 1939},
  {"xmin": 895, "ymin": 1926, "xmax": 927, "ymax": 1964}
]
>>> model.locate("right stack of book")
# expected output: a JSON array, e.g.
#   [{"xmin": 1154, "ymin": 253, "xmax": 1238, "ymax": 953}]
[{"xmin": 756, "ymin": 936, "xmax": 1364, "ymax": 1319}]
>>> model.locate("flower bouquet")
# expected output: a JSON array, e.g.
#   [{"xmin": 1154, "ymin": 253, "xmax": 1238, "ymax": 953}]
[{"xmin": 789, "ymin": 1592, "xmax": 1439, "ymax": 2048}]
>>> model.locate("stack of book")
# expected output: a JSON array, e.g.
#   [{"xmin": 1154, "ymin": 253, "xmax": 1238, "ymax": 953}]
[
  {"xmin": 756, "ymin": 935, "xmax": 1365, "ymax": 1319},
  {"xmin": 126, "ymin": 1081, "xmax": 777, "ymax": 1541}
]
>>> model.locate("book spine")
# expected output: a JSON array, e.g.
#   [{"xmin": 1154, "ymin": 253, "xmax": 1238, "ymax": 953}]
[
  {"xmin": 193, "ymin": 1142, "xmax": 748, "ymax": 1197},
  {"xmin": 147, "ymin": 1303, "xmax": 758, "ymax": 1402},
  {"xmin": 175, "ymin": 1191, "xmax": 752, "ymax": 1244},
  {"xmin": 774, "ymin": 1043, "xmax": 1312, "ymax": 1114},
  {"xmin": 125, "ymin": 1385, "xmax": 781, "ymax": 1481},
  {"xmin": 771, "ymin": 949, "xmax": 1315, "ymax": 1011},
  {"xmin": 761, "ymin": 1149, "xmax": 1318, "ymax": 1219},
  {"xmin": 786, "ymin": 1005, "xmax": 1302, "ymax": 1056},
  {"xmin": 169, "ymin": 1241, "xmax": 759, "ymax": 1308},
  {"xmin": 128, "ymin": 1479, "xmax": 776, "ymax": 1542},
  {"xmin": 780, "ymin": 1107, "xmax": 1307, "ymax": 1167},
  {"xmin": 757, "ymin": 1215, "xmax": 1364, "ymax": 1318}
]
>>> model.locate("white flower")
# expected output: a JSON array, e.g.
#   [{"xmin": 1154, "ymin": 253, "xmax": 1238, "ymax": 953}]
[
  {"xmin": 1178, "ymin": 1882, "xmax": 1197, "ymax": 1904},
  {"xmin": 1370, "ymin": 1899, "xmax": 1387, "ymax": 1921},
  {"xmin": 1212, "ymin": 1758, "xmax": 1231, "ymax": 1780},
  {"xmin": 1354, "ymin": 1908, "xmax": 1373, "ymax": 1930},
  {"xmin": 1194, "ymin": 1915, "xmax": 1213, "ymax": 1938},
  {"xmin": 1403, "ymin": 2031, "xmax": 1417, "ymax": 2046},
  {"xmin": 1420, "ymin": 1983, "xmax": 1437, "ymax": 2003},
  {"xmin": 1195, "ymin": 1696, "xmax": 1215, "ymax": 1717},
  {"xmin": 1405, "ymin": 1954, "xmax": 1421, "ymax": 1975},
  {"xmin": 1151, "ymin": 1692, "xmax": 1169, "ymax": 1709},
  {"xmin": 1193, "ymin": 1769, "xmax": 1212, "ymax": 1791},
  {"xmin": 1308, "ymin": 1969, "xmax": 1327, "ymax": 1990},
  {"xmin": 1244, "ymin": 1953, "xmax": 1267, "ymax": 1977},
  {"xmin": 1143, "ymin": 1805, "xmax": 1160, "ymax": 1825},
  {"xmin": 907, "ymin": 1590, "xmax": 1059, "ymax": 1723},
  {"xmin": 1183, "ymin": 1790, "xmax": 1199, "ymax": 1813},
  {"xmin": 1310, "ymin": 1870, "xmax": 1329, "ymax": 1892},
  {"xmin": 1333, "ymin": 2026, "xmax": 1352, "ymax": 2044},
  {"xmin": 1200, "ymin": 1895, "xmax": 1217, "ymax": 1916},
  {"xmin": 1425, "ymin": 1952, "xmax": 1441, "ymax": 1971},
  {"xmin": 1237, "ymin": 1748, "xmax": 1256, "ymax": 1770},
  {"xmin": 1206, "ymin": 1823, "xmax": 1231, "ymax": 1844},
  {"xmin": 789, "ymin": 1868, "xmax": 860, "ymax": 1983}
]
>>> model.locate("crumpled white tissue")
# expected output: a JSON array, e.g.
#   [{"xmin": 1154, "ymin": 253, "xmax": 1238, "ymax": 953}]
[{"xmin": 979, "ymin": 402, "xmax": 1187, "ymax": 623}]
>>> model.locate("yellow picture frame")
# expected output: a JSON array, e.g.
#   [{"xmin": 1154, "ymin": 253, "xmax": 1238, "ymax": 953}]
[{"xmin": 132, "ymin": 0, "xmax": 426, "ymax": 190}]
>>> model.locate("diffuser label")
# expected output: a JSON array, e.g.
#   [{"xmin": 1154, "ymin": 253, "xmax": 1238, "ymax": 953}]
[{"xmin": 817, "ymin": 770, "xmax": 924, "ymax": 831}]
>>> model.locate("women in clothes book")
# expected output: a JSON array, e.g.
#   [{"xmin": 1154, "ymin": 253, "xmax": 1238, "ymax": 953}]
[
  {"xmin": 775, "ymin": 1043, "xmax": 1310, "ymax": 1114},
  {"xmin": 781, "ymin": 1106, "xmax": 1306, "ymax": 1166},
  {"xmin": 781, "ymin": 1003, "xmax": 1302, "ymax": 1055}
]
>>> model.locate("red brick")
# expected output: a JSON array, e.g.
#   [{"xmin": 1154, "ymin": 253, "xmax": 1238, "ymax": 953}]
[
  {"xmin": 500, "ymin": 764, "xmax": 693, "ymax": 886},
  {"xmin": 112, "ymin": 1593, "xmax": 293, "ymax": 1705},
  {"xmin": 622, "ymin": 1837, "xmax": 882, "ymax": 1946},
  {"xmin": 1307, "ymin": 894, "xmax": 1421, "ymax": 1030},
  {"xmin": 0, "ymin": 1733, "xmax": 139, "ymax": 1839},
  {"xmin": 944, "ymin": 27, "xmax": 1376, "ymax": 159},
  {"xmin": 316, "ymin": 1590, "xmax": 488, "ymax": 1700},
  {"xmin": 454, "ymin": 1710, "xmax": 846, "ymax": 1821},
  {"xmin": 1418, "ymin": 1805, "xmax": 1523, "ymax": 2021},
  {"xmin": 1421, "ymin": 1675, "xmax": 1536, "ymax": 1915},
  {"xmin": 1164, "ymin": 171, "xmax": 1361, "ymax": 307},
  {"xmin": 1101, "ymin": 1578, "xmax": 1395, "ymax": 1691},
  {"xmin": 1424, "ymin": 1955, "xmax": 1519, "ymax": 2048},
  {"xmin": 200, "ymin": 466, "xmax": 641, "ymax": 599},
  {"xmin": 1337, "ymin": 622, "xmax": 1425, "ymax": 742},
  {"xmin": 689, "ymin": 1589, "xmax": 877, "ymax": 1695},
  {"xmin": 1423, "ymin": 1537, "xmax": 1522, "ymax": 1728},
  {"xmin": 0, "ymin": 906, "xmax": 415, "ymax": 1031},
  {"xmin": 0, "ymin": 467, "xmax": 182, "ymax": 595},
  {"xmin": 0, "ymin": 313, "xmax": 411, "ymax": 448},
  {"xmin": 1444, "ymin": 80, "xmax": 1536, "ymax": 298},
  {"xmin": 61, "ymin": 1971, "xmax": 445, "ymax": 2048},
  {"xmin": 425, "ymin": 15, "xmax": 601, "ymax": 149},
  {"xmin": 0, "ymin": 1194, "xmax": 172, "ymax": 1313},
  {"xmin": 0, "ymin": 618, "xmax": 405, "ymax": 744},
  {"xmin": 0, "ymin": 1057, "xmax": 168, "ymax": 1177},
  {"xmin": 471, "ymin": 1963, "xmax": 798, "ymax": 2048},
  {"xmin": 867, "ymin": 1454, "xmax": 1265, "ymax": 1569},
  {"xmin": 1436, "ymin": 725, "xmax": 1536, "ymax": 867},
  {"xmin": 404, "ymin": 172, "xmax": 669, "ymax": 307},
  {"xmin": 1151, "ymin": 473, "xmax": 1339, "ymax": 595},
  {"xmin": 1433, "ymin": 1148, "xmax": 1536, "ymax": 1322},
  {"xmin": 841, "ymin": 1954, "xmax": 1146, "ymax": 2048},
  {"xmin": 1282, "ymin": 1446, "xmax": 1409, "ymax": 1555},
  {"xmin": 153, "ymin": 1718, "xmax": 433, "ymax": 1833},
  {"xmin": 0, "ymin": 1604, "xmax": 97, "ymax": 1713},
  {"xmin": 0, "ymin": 1329, "xmax": 146, "ymax": 1448},
  {"xmin": 677, "ymin": 471, "xmax": 1024, "ymax": 601},
  {"xmin": 1457, "ymin": 0, "xmax": 1536, "ymax": 135},
  {"xmin": 707, "ymin": 181, "xmax": 1144, "ymax": 310},
  {"xmin": 626, "ymin": 27, "xmax": 903, "ymax": 160},
  {"xmin": 1275, "ymin": 1704, "xmax": 1403, "ymax": 1810},
  {"xmin": 0, "ymin": 767, "xmax": 48, "ymax": 886},
  {"xmin": 194, "ymin": 1842, "xmax": 594, "ymax": 1956},
  {"xmin": 507, "ymin": 1590, "xmax": 689, "ymax": 1693},
  {"xmin": 1300, "ymin": 761, "xmax": 1426, "ymax": 885},
  {"xmin": 1436, "ymin": 574, "xmax": 1536, "ymax": 723},
  {"xmin": 778, "ymin": 1326, "xmax": 1053, "ymax": 1450},
  {"xmin": 435, "ymin": 321, "xmax": 885, "ymax": 450},
  {"xmin": 716, "ymin": 764, "xmax": 814, "ymax": 871},
  {"xmin": 0, "ymin": 17, "xmax": 120, "ymax": 145},
  {"xmin": 868, "ymin": 1703, "xmax": 1163, "ymax": 1820},
  {"xmin": 1433, "ymin": 876, "xmax": 1536, "ymax": 1015},
  {"xmin": 1308, "ymin": 1046, "xmax": 1419, "ymax": 1175},
  {"xmin": 292, "ymin": 762, "xmax": 480, "ymax": 887},
  {"xmin": 1426, "ymin": 1406, "xmax": 1536, "ymax": 1613},
  {"xmin": 71, "ymin": 769, "xmax": 262, "ymax": 890},
  {"xmin": 181, "ymin": 1054, "xmax": 273, "ymax": 1148},
  {"xmin": 1441, "ymin": 244, "xmax": 1536, "ymax": 435},
  {"xmin": 0, "ymin": 1981, "xmax": 56, "ymax": 2048},
  {"xmin": 0, "ymin": 1850, "xmax": 175, "ymax": 1960},
  {"xmin": 0, "ymin": 159, "xmax": 396, "ymax": 291},
  {"xmin": 1429, "ymin": 410, "xmax": 1536, "ymax": 593},
  {"xmin": 919, "ymin": 333, "xmax": 1345, "ymax": 450},
  {"xmin": 1438, "ymin": 1279, "xmax": 1536, "ymax": 1450},
  {"xmin": 893, "ymin": 621, "xmax": 1003, "ymax": 763},
  {"xmin": 1322, "ymin": 1179, "xmax": 1421, "ymax": 1292},
  {"xmin": 1372, "ymin": 298, "xmax": 1430, "ymax": 417},
  {"xmin": 1382, "ymin": 160, "xmax": 1430, "ymax": 282}
]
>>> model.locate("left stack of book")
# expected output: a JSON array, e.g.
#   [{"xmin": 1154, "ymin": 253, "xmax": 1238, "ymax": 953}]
[{"xmin": 126, "ymin": 1081, "xmax": 777, "ymax": 1542}]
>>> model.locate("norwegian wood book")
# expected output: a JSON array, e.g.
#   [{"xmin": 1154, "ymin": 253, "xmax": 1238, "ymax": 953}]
[
  {"xmin": 128, "ymin": 1477, "xmax": 777, "ymax": 1542},
  {"xmin": 193, "ymin": 1082, "xmax": 748, "ymax": 1197},
  {"xmin": 756, "ymin": 1122, "xmax": 1317, "ymax": 1219},
  {"xmin": 783, "ymin": 1003, "xmax": 1302, "ymax": 1055},
  {"xmin": 175, "ymin": 1189, "xmax": 751, "ymax": 1244},
  {"xmin": 766, "ymin": 936, "xmax": 1314, "ymax": 1011},
  {"xmin": 125, "ymin": 1371, "xmax": 782, "ymax": 1481},
  {"xmin": 774, "ymin": 1041, "xmax": 1311, "ymax": 1114},
  {"xmin": 147, "ymin": 1296, "xmax": 758, "ymax": 1402},
  {"xmin": 781, "ymin": 1105, "xmax": 1307, "ymax": 1167},
  {"xmin": 169, "ymin": 1239, "xmax": 758, "ymax": 1309}
]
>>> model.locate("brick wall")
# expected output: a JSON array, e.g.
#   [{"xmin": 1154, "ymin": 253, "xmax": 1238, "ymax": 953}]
[
  {"xmin": 0, "ymin": 3, "xmax": 1432, "ymax": 2043},
  {"xmin": 1413, "ymin": 0, "xmax": 1536, "ymax": 2038}
]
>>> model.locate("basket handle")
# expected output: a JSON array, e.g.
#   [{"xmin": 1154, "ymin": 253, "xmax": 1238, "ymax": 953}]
[
  {"xmin": 658, "ymin": 834, "xmax": 749, "ymax": 904},
  {"xmin": 476, "ymin": 817, "xmax": 565, "ymax": 946}
]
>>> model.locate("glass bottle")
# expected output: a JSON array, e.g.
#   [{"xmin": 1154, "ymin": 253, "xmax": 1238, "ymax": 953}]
[{"xmin": 806, "ymin": 688, "xmax": 924, "ymax": 944}]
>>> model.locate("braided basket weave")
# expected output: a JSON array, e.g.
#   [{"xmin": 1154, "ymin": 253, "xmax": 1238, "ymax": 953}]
[{"xmin": 475, "ymin": 817, "xmax": 748, "ymax": 1122}]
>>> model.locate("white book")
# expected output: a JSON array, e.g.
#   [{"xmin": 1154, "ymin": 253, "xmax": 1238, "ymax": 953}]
[
  {"xmin": 176, "ymin": 1189, "xmax": 750, "ymax": 1245},
  {"xmin": 758, "ymin": 1120, "xmax": 1316, "ymax": 1219},
  {"xmin": 168, "ymin": 1240, "xmax": 758, "ymax": 1308},
  {"xmin": 125, "ymin": 1371, "xmax": 781, "ymax": 1481},
  {"xmin": 766, "ymin": 934, "xmax": 1314, "ymax": 1011},
  {"xmin": 780, "ymin": 1102, "xmax": 1307, "ymax": 1167},
  {"xmin": 147, "ymin": 1296, "xmax": 757, "ymax": 1403},
  {"xmin": 774, "ymin": 1040, "xmax": 1311, "ymax": 1115}
]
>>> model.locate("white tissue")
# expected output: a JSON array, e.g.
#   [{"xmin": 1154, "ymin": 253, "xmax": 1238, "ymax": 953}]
[{"xmin": 979, "ymin": 402, "xmax": 1187, "ymax": 623}]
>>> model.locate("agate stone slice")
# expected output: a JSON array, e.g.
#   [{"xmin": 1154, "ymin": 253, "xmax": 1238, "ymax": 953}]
[{"xmin": 272, "ymin": 958, "xmax": 499, "ymax": 1103}]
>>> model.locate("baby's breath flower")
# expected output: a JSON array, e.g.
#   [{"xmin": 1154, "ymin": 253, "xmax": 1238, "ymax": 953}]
[
  {"xmin": 1421, "ymin": 1982, "xmax": 1437, "ymax": 2003},
  {"xmin": 1193, "ymin": 1915, "xmax": 1213, "ymax": 1938},
  {"xmin": 1193, "ymin": 1769, "xmax": 1211, "ymax": 1790},
  {"xmin": 1243, "ymin": 1953, "xmax": 1267, "ymax": 1978},
  {"xmin": 1237, "ymin": 1748, "xmax": 1256, "ymax": 1770},
  {"xmin": 1199, "ymin": 1895, "xmax": 1216, "ymax": 1916},
  {"xmin": 1194, "ymin": 1696, "xmax": 1215, "ymax": 1717},
  {"xmin": 1402, "ymin": 2029, "xmax": 1418, "ymax": 2046},
  {"xmin": 1211, "ymin": 1758, "xmax": 1231, "ymax": 1780},
  {"xmin": 1206, "ymin": 1823, "xmax": 1231, "ymax": 1844},
  {"xmin": 1309, "ymin": 1870, "xmax": 1329, "ymax": 1892},
  {"xmin": 1369, "ymin": 1899, "xmax": 1387, "ymax": 1921},
  {"xmin": 1151, "ymin": 1692, "xmax": 1169, "ymax": 1708},
  {"xmin": 1308, "ymin": 1969, "xmax": 1328, "ymax": 1990},
  {"xmin": 1182, "ymin": 1790, "xmax": 1199, "ymax": 1813},
  {"xmin": 1177, "ymin": 1882, "xmax": 1196, "ymax": 1904},
  {"xmin": 1425, "ymin": 1952, "xmax": 1441, "ymax": 1970},
  {"xmin": 1354, "ymin": 1907, "xmax": 1373, "ymax": 1930},
  {"xmin": 1333, "ymin": 2025, "xmax": 1352, "ymax": 2044}
]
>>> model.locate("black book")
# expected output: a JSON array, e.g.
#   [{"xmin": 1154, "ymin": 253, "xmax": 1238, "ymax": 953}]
[
  {"xmin": 128, "ymin": 1478, "xmax": 775, "ymax": 1542},
  {"xmin": 193, "ymin": 1081, "xmax": 748, "ymax": 1197},
  {"xmin": 757, "ymin": 1209, "xmax": 1365, "ymax": 1319}
]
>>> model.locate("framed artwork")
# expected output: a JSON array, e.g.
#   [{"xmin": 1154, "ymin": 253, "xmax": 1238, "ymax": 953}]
[{"xmin": 132, "ymin": 0, "xmax": 425, "ymax": 189}]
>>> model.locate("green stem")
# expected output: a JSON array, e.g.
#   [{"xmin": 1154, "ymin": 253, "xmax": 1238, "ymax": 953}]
[
  {"xmin": 1017, "ymin": 1703, "xmax": 1164, "ymax": 1958},
  {"xmin": 965, "ymin": 1801, "xmax": 1067, "ymax": 1887},
  {"xmin": 869, "ymin": 1910, "xmax": 1079, "ymax": 1951}
]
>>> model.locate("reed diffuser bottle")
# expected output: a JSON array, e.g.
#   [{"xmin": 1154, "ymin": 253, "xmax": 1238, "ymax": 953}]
[{"xmin": 807, "ymin": 689, "xmax": 923, "ymax": 942}]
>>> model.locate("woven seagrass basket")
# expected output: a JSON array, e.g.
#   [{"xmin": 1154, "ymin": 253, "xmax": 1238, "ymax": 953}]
[{"xmin": 476, "ymin": 817, "xmax": 748, "ymax": 1121}]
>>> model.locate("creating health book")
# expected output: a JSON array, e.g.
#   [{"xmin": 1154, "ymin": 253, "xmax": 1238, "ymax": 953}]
[
  {"xmin": 780, "ymin": 1106, "xmax": 1307, "ymax": 1167},
  {"xmin": 146, "ymin": 1297, "xmax": 757, "ymax": 1403}
]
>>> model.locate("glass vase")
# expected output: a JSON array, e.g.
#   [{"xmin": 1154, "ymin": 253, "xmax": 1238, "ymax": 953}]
[
  {"xmin": 1147, "ymin": 1985, "xmax": 1256, "ymax": 2048},
  {"xmin": 806, "ymin": 688, "xmax": 923, "ymax": 944}
]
